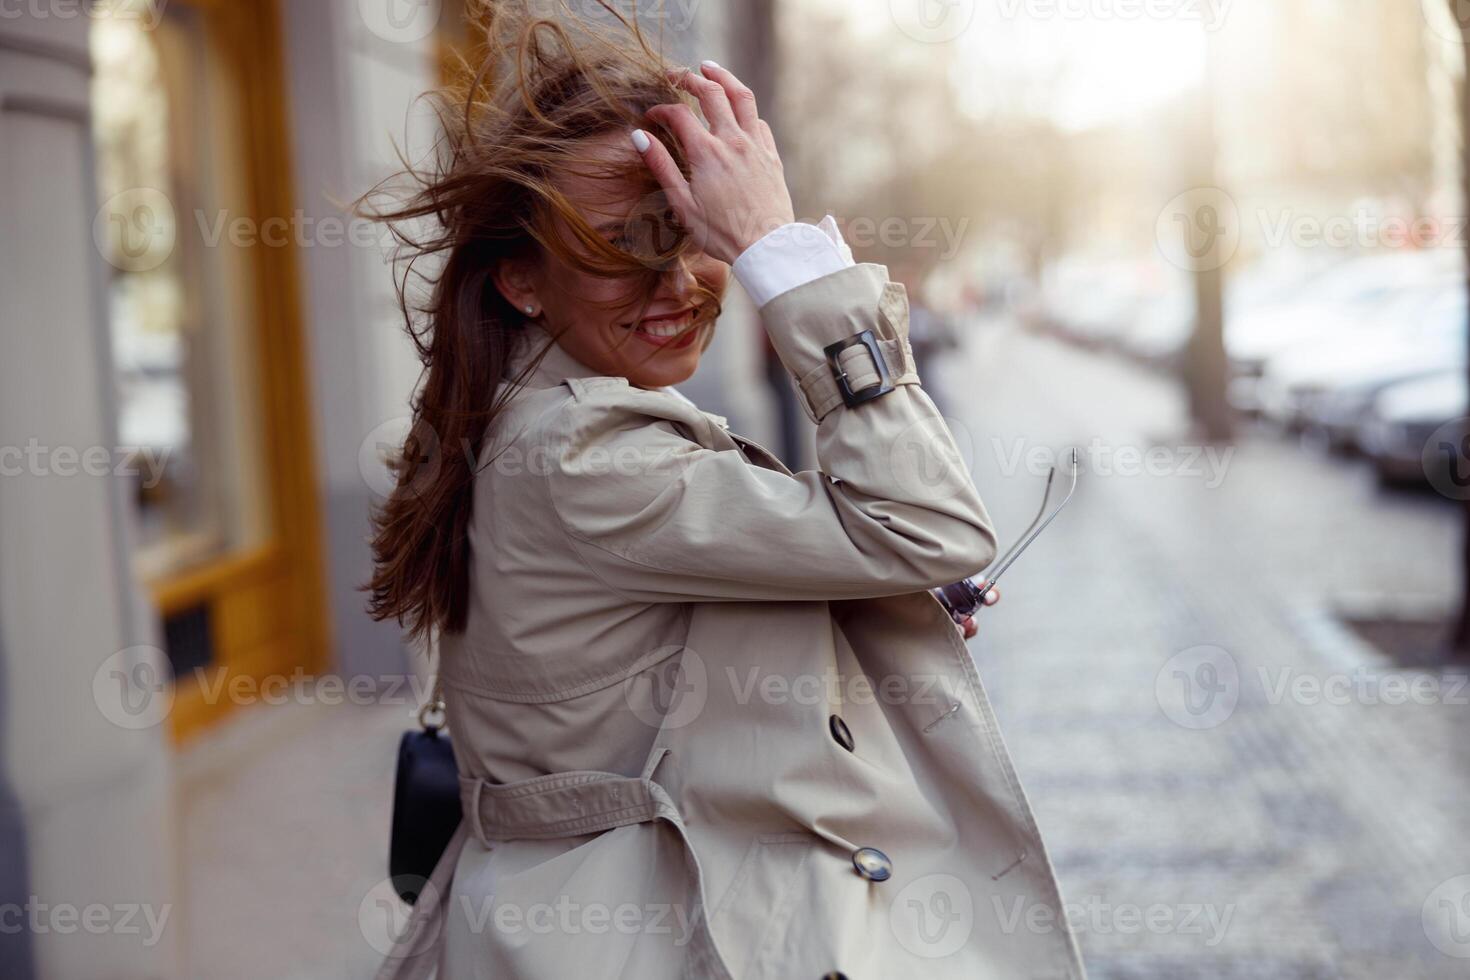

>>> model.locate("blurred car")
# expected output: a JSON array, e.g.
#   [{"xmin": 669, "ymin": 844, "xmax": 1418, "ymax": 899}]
[
  {"xmin": 1360, "ymin": 369, "xmax": 1467, "ymax": 484},
  {"xmin": 1117, "ymin": 283, "xmax": 1193, "ymax": 371},
  {"xmin": 1254, "ymin": 287, "xmax": 1466, "ymax": 439},
  {"xmin": 1037, "ymin": 258, "xmax": 1158, "ymax": 350},
  {"xmin": 1117, "ymin": 255, "xmax": 1338, "ymax": 376},
  {"xmin": 1226, "ymin": 249, "xmax": 1462, "ymax": 413}
]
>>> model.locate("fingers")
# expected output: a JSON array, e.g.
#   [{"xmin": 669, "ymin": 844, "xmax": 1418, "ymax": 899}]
[
  {"xmin": 669, "ymin": 66, "xmax": 739, "ymax": 135},
  {"xmin": 960, "ymin": 616, "xmax": 978, "ymax": 639},
  {"xmin": 630, "ymin": 128, "xmax": 697, "ymax": 218},
  {"xmin": 756, "ymin": 118, "xmax": 776, "ymax": 155},
  {"xmin": 644, "ymin": 102, "xmax": 713, "ymax": 159},
  {"xmin": 696, "ymin": 60, "xmax": 760, "ymax": 133}
]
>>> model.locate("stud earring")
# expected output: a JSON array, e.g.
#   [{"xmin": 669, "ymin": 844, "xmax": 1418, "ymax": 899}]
[{"xmin": 524, "ymin": 305, "xmax": 536, "ymax": 315}]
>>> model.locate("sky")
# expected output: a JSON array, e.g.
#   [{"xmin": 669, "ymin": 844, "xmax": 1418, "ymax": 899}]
[{"xmin": 839, "ymin": 0, "xmax": 1212, "ymax": 131}]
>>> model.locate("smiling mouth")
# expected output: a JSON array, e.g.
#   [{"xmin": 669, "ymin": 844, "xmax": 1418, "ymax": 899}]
[{"xmin": 625, "ymin": 307, "xmax": 700, "ymax": 349}]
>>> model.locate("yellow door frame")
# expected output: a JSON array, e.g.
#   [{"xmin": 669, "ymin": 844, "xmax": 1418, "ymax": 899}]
[{"xmin": 140, "ymin": 0, "xmax": 330, "ymax": 741}]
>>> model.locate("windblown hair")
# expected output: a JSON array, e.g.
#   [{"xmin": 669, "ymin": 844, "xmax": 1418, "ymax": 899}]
[{"xmin": 360, "ymin": 1, "xmax": 714, "ymax": 643}]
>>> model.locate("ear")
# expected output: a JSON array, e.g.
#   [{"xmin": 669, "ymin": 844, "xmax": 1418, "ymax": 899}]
[{"xmin": 492, "ymin": 255, "xmax": 542, "ymax": 317}]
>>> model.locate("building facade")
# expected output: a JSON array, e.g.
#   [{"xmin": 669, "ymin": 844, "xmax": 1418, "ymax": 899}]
[{"xmin": 0, "ymin": 1, "xmax": 768, "ymax": 977}]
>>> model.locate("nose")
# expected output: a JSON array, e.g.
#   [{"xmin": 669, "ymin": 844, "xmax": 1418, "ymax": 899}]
[{"xmin": 658, "ymin": 253, "xmax": 698, "ymax": 300}]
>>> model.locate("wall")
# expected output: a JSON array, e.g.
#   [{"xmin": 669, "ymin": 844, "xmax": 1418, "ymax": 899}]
[
  {"xmin": 280, "ymin": 0, "xmax": 441, "ymax": 683},
  {"xmin": 0, "ymin": 9, "xmax": 178, "ymax": 978}
]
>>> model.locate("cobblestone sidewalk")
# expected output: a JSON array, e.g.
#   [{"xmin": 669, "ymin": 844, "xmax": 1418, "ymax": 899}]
[{"xmin": 945, "ymin": 321, "xmax": 1470, "ymax": 979}]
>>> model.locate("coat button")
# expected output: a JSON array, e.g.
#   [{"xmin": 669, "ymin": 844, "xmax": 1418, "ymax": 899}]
[
  {"xmin": 851, "ymin": 846, "xmax": 892, "ymax": 882},
  {"xmin": 828, "ymin": 714, "xmax": 854, "ymax": 752}
]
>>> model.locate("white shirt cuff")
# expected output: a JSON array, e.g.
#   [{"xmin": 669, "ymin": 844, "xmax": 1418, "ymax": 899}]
[{"xmin": 731, "ymin": 215, "xmax": 856, "ymax": 308}]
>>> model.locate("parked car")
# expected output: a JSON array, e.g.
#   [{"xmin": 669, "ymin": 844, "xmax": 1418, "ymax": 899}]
[
  {"xmin": 1037, "ymin": 258, "xmax": 1169, "ymax": 351},
  {"xmin": 1254, "ymin": 287, "xmax": 1465, "ymax": 437},
  {"xmin": 1360, "ymin": 369, "xmax": 1467, "ymax": 484},
  {"xmin": 1118, "ymin": 285, "xmax": 1193, "ymax": 371},
  {"xmin": 1118, "ymin": 253, "xmax": 1338, "ymax": 379},
  {"xmin": 1226, "ymin": 250, "xmax": 1462, "ymax": 413}
]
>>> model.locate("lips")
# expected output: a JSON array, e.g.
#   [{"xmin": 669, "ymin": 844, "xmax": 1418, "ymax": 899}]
[{"xmin": 626, "ymin": 307, "xmax": 700, "ymax": 349}]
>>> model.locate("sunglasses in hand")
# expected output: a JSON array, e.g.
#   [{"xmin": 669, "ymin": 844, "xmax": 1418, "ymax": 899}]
[{"xmin": 934, "ymin": 448, "xmax": 1079, "ymax": 624}]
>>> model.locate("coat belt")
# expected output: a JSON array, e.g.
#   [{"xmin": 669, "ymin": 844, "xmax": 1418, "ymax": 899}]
[
  {"xmin": 375, "ymin": 748, "xmax": 733, "ymax": 980},
  {"xmin": 458, "ymin": 767, "xmax": 681, "ymax": 845}
]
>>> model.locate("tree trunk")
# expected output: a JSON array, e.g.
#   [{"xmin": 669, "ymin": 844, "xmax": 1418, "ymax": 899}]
[
  {"xmin": 1453, "ymin": 11, "xmax": 1470, "ymax": 653},
  {"xmin": 1186, "ymin": 27, "xmax": 1233, "ymax": 443}
]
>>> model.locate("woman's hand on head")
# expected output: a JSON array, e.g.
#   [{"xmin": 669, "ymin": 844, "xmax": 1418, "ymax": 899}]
[{"xmin": 634, "ymin": 62, "xmax": 796, "ymax": 265}]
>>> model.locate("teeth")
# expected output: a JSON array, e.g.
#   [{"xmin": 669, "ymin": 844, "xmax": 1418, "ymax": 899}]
[{"xmin": 637, "ymin": 314, "xmax": 690, "ymax": 337}]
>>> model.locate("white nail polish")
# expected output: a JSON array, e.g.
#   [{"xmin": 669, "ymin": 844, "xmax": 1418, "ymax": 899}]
[
  {"xmin": 701, "ymin": 60, "xmax": 720, "ymax": 71},
  {"xmin": 630, "ymin": 129, "xmax": 651, "ymax": 153}
]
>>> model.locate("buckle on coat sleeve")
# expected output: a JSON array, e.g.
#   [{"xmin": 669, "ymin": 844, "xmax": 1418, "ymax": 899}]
[{"xmin": 823, "ymin": 329, "xmax": 895, "ymax": 407}]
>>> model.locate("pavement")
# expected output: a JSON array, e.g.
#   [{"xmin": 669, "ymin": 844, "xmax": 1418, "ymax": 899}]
[
  {"xmin": 944, "ymin": 319, "xmax": 1469, "ymax": 979},
  {"xmin": 175, "ymin": 319, "xmax": 1470, "ymax": 978}
]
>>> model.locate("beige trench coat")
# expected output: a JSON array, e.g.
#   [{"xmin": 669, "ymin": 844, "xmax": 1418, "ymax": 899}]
[{"xmin": 377, "ymin": 264, "xmax": 1085, "ymax": 979}]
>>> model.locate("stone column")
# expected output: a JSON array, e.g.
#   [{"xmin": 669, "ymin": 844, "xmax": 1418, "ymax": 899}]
[{"xmin": 0, "ymin": 9, "xmax": 179, "ymax": 979}]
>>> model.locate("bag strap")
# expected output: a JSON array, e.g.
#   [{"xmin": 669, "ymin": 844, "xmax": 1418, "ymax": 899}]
[{"xmin": 417, "ymin": 672, "xmax": 446, "ymax": 734}]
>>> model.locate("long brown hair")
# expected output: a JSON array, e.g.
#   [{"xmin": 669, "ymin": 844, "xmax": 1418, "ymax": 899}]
[{"xmin": 360, "ymin": 1, "xmax": 710, "ymax": 643}]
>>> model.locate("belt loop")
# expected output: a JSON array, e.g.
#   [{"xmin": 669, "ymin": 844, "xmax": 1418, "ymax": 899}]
[{"xmin": 467, "ymin": 779, "xmax": 489, "ymax": 849}]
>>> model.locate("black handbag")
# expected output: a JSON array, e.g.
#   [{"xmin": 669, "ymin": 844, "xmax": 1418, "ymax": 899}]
[{"xmin": 389, "ymin": 681, "xmax": 463, "ymax": 904}]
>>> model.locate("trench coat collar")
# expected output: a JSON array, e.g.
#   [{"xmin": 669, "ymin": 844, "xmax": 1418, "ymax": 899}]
[{"xmin": 503, "ymin": 321, "xmax": 725, "ymax": 427}]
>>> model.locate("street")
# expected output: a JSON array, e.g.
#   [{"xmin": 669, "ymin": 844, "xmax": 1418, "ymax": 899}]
[{"xmin": 946, "ymin": 318, "xmax": 1468, "ymax": 978}]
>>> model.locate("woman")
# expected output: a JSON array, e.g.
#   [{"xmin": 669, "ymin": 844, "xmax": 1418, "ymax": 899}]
[{"xmin": 366, "ymin": 6, "xmax": 1083, "ymax": 978}]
